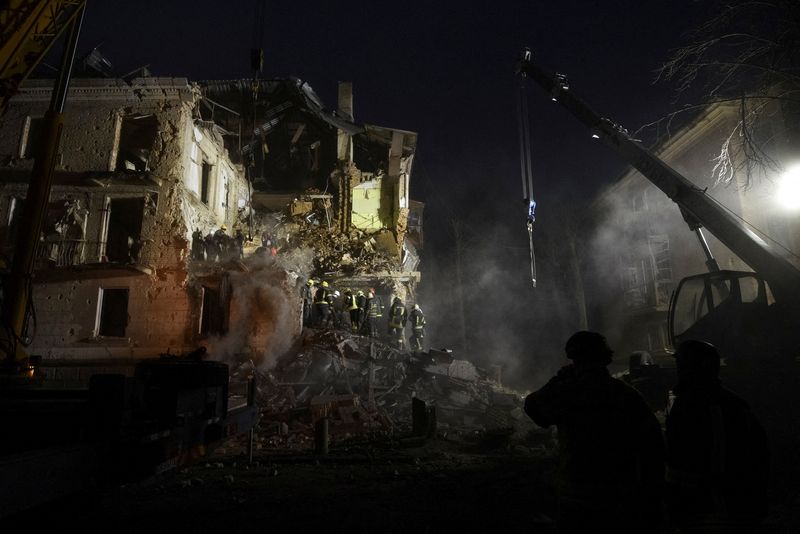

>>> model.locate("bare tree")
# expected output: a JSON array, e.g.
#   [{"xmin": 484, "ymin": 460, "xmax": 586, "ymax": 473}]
[{"xmin": 646, "ymin": 0, "xmax": 800, "ymax": 188}]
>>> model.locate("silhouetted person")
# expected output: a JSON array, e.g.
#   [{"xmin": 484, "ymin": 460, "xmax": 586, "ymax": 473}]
[
  {"xmin": 666, "ymin": 340, "xmax": 769, "ymax": 533},
  {"xmin": 524, "ymin": 331, "xmax": 664, "ymax": 533},
  {"xmin": 191, "ymin": 228, "xmax": 205, "ymax": 260}
]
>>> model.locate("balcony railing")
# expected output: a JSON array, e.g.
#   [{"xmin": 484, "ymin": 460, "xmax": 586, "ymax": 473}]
[{"xmin": 35, "ymin": 239, "xmax": 88, "ymax": 267}]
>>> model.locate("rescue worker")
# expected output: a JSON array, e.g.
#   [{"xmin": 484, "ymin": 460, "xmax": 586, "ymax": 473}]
[
  {"xmin": 191, "ymin": 228, "xmax": 205, "ymax": 260},
  {"xmin": 665, "ymin": 340, "xmax": 769, "ymax": 532},
  {"xmin": 387, "ymin": 296, "xmax": 408, "ymax": 349},
  {"xmin": 204, "ymin": 232, "xmax": 219, "ymax": 262},
  {"xmin": 364, "ymin": 289, "xmax": 383, "ymax": 338},
  {"xmin": 345, "ymin": 289, "xmax": 361, "ymax": 333},
  {"xmin": 313, "ymin": 280, "xmax": 331, "ymax": 328},
  {"xmin": 327, "ymin": 289, "xmax": 341, "ymax": 329},
  {"xmin": 301, "ymin": 279, "xmax": 315, "ymax": 327},
  {"xmin": 214, "ymin": 225, "xmax": 229, "ymax": 261},
  {"xmin": 355, "ymin": 290, "xmax": 367, "ymax": 333},
  {"xmin": 524, "ymin": 331, "xmax": 664, "ymax": 533},
  {"xmin": 408, "ymin": 304, "xmax": 426, "ymax": 351}
]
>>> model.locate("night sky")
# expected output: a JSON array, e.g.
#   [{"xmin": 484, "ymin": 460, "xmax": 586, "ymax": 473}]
[{"xmin": 66, "ymin": 0, "xmax": 710, "ymax": 383}]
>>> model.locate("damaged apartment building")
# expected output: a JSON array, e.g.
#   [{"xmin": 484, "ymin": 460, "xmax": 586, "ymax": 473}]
[
  {"xmin": 0, "ymin": 76, "xmax": 254, "ymax": 364},
  {"xmin": 198, "ymin": 78, "xmax": 423, "ymax": 301},
  {"xmin": 0, "ymin": 73, "xmax": 422, "ymax": 370},
  {"xmin": 584, "ymin": 101, "xmax": 800, "ymax": 364}
]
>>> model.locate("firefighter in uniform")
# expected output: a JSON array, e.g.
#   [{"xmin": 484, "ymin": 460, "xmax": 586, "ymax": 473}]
[
  {"xmin": 387, "ymin": 296, "xmax": 408, "ymax": 349},
  {"xmin": 345, "ymin": 289, "xmax": 361, "ymax": 333},
  {"xmin": 313, "ymin": 280, "xmax": 331, "ymax": 328},
  {"xmin": 408, "ymin": 304, "xmax": 426, "ymax": 351},
  {"xmin": 364, "ymin": 289, "xmax": 383, "ymax": 338},
  {"xmin": 301, "ymin": 279, "xmax": 315, "ymax": 326},
  {"xmin": 355, "ymin": 290, "xmax": 366, "ymax": 334}
]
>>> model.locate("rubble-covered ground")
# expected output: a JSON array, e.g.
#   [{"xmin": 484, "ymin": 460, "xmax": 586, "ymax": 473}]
[
  {"xmin": 6, "ymin": 331, "xmax": 800, "ymax": 533},
  {"xmin": 230, "ymin": 327, "xmax": 538, "ymax": 453}
]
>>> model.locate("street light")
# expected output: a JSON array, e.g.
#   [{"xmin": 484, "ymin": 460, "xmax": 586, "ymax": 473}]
[{"xmin": 777, "ymin": 164, "xmax": 800, "ymax": 210}]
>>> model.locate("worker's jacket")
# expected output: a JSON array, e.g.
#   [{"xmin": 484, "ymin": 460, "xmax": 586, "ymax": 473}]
[
  {"xmin": 314, "ymin": 287, "xmax": 329, "ymax": 305},
  {"xmin": 356, "ymin": 294, "xmax": 367, "ymax": 310},
  {"xmin": 409, "ymin": 309, "xmax": 426, "ymax": 331},
  {"xmin": 366, "ymin": 297, "xmax": 383, "ymax": 318},
  {"xmin": 525, "ymin": 364, "xmax": 664, "ymax": 530},
  {"xmin": 665, "ymin": 381, "xmax": 769, "ymax": 528},
  {"xmin": 388, "ymin": 302, "xmax": 407, "ymax": 328},
  {"xmin": 346, "ymin": 294, "xmax": 359, "ymax": 311}
]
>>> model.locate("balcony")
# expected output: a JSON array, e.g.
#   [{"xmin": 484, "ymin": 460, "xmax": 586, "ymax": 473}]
[{"xmin": 35, "ymin": 239, "xmax": 87, "ymax": 267}]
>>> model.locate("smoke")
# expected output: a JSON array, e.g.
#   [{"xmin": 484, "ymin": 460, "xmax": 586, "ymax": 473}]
[{"xmin": 206, "ymin": 247, "xmax": 314, "ymax": 370}]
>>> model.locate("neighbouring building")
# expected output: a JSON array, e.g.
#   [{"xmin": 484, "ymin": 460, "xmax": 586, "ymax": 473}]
[{"xmin": 584, "ymin": 101, "xmax": 800, "ymax": 364}]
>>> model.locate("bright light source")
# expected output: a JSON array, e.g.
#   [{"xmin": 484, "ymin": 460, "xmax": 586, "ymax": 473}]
[
  {"xmin": 591, "ymin": 133, "xmax": 600, "ymax": 139},
  {"xmin": 777, "ymin": 164, "xmax": 800, "ymax": 210}
]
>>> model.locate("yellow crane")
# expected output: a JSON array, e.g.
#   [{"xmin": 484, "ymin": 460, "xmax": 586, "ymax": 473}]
[{"xmin": 0, "ymin": 0, "xmax": 87, "ymax": 113}]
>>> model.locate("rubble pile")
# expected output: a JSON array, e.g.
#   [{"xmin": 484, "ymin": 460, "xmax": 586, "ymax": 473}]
[
  {"xmin": 233, "ymin": 329, "xmax": 531, "ymax": 452},
  {"xmin": 254, "ymin": 192, "xmax": 398, "ymax": 276}
]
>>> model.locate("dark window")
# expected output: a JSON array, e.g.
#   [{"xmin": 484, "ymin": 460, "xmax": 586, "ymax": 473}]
[
  {"xmin": 201, "ymin": 162, "xmax": 212, "ymax": 204},
  {"xmin": 22, "ymin": 117, "xmax": 44, "ymax": 159},
  {"xmin": 116, "ymin": 114, "xmax": 159, "ymax": 171},
  {"xmin": 105, "ymin": 197, "xmax": 144, "ymax": 263},
  {"xmin": 98, "ymin": 288, "xmax": 129, "ymax": 337}
]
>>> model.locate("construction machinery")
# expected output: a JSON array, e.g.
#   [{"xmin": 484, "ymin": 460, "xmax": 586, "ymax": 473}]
[
  {"xmin": 0, "ymin": 1, "xmax": 259, "ymax": 516},
  {"xmin": 517, "ymin": 48, "xmax": 800, "ymax": 483},
  {"xmin": 516, "ymin": 48, "xmax": 800, "ymax": 365}
]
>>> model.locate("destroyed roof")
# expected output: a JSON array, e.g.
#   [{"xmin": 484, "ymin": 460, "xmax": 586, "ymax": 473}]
[
  {"xmin": 363, "ymin": 124, "xmax": 418, "ymax": 158},
  {"xmin": 198, "ymin": 78, "xmax": 364, "ymax": 136}
]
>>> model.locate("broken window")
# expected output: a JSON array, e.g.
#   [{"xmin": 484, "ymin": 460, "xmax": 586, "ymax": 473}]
[
  {"xmin": 103, "ymin": 197, "xmax": 144, "ymax": 263},
  {"xmin": 200, "ymin": 285, "xmax": 228, "ymax": 336},
  {"xmin": 201, "ymin": 161, "xmax": 212, "ymax": 204},
  {"xmin": 97, "ymin": 288, "xmax": 129, "ymax": 337},
  {"xmin": 21, "ymin": 117, "xmax": 44, "ymax": 159},
  {"xmin": 115, "ymin": 114, "xmax": 158, "ymax": 171}
]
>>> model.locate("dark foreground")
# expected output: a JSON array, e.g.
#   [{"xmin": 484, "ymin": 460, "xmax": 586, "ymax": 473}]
[{"xmin": 3, "ymin": 437, "xmax": 800, "ymax": 533}]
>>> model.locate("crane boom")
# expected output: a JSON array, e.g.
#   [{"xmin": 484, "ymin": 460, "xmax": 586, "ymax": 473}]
[
  {"xmin": 517, "ymin": 49, "xmax": 800, "ymax": 304},
  {"xmin": 0, "ymin": 0, "xmax": 87, "ymax": 113}
]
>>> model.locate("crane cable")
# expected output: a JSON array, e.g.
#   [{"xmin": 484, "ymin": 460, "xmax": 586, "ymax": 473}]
[{"xmin": 517, "ymin": 79, "xmax": 537, "ymax": 287}]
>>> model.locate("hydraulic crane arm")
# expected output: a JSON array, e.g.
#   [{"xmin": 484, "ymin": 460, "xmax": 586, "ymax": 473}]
[
  {"xmin": 517, "ymin": 48, "xmax": 800, "ymax": 304},
  {"xmin": 0, "ymin": 0, "xmax": 87, "ymax": 113}
]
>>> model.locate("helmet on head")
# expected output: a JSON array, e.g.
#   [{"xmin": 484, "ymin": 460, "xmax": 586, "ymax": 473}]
[
  {"xmin": 220, "ymin": 225, "xmax": 228, "ymax": 231},
  {"xmin": 357, "ymin": 290, "xmax": 364, "ymax": 296},
  {"xmin": 321, "ymin": 281, "xmax": 329, "ymax": 288},
  {"xmin": 333, "ymin": 291, "xmax": 341, "ymax": 298},
  {"xmin": 564, "ymin": 331, "xmax": 613, "ymax": 365},
  {"xmin": 413, "ymin": 304, "xmax": 420, "ymax": 310},
  {"xmin": 393, "ymin": 296, "xmax": 401, "ymax": 303},
  {"xmin": 306, "ymin": 279, "xmax": 314, "ymax": 286}
]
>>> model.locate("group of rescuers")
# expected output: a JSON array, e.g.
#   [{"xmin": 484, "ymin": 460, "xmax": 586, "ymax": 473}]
[
  {"xmin": 301, "ymin": 279, "xmax": 426, "ymax": 350},
  {"xmin": 526, "ymin": 331, "xmax": 770, "ymax": 533}
]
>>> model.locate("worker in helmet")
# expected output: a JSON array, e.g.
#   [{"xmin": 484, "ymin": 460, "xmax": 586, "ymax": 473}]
[
  {"xmin": 355, "ymin": 290, "xmax": 366, "ymax": 333},
  {"xmin": 327, "ymin": 289, "xmax": 341, "ymax": 329},
  {"xmin": 313, "ymin": 280, "xmax": 331, "ymax": 328},
  {"xmin": 387, "ymin": 296, "xmax": 408, "ymax": 349},
  {"xmin": 408, "ymin": 304, "xmax": 426, "ymax": 351},
  {"xmin": 524, "ymin": 331, "xmax": 664, "ymax": 533},
  {"xmin": 665, "ymin": 340, "xmax": 769, "ymax": 532},
  {"xmin": 345, "ymin": 289, "xmax": 361, "ymax": 333},
  {"xmin": 301, "ymin": 279, "xmax": 315, "ymax": 327},
  {"xmin": 364, "ymin": 289, "xmax": 383, "ymax": 338}
]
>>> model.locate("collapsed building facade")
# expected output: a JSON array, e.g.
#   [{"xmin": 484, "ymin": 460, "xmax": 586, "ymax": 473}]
[
  {"xmin": 198, "ymin": 78, "xmax": 422, "ymax": 298},
  {"xmin": 0, "ymin": 74, "xmax": 422, "ymax": 378},
  {"xmin": 585, "ymin": 101, "xmax": 800, "ymax": 363}
]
